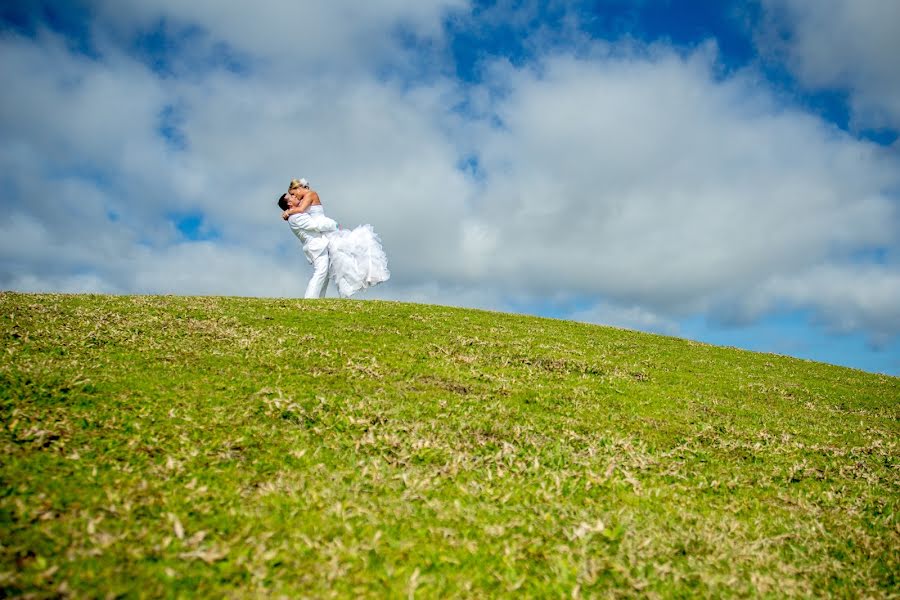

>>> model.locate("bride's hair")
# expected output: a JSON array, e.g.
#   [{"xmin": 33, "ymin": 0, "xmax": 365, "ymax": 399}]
[
  {"xmin": 277, "ymin": 193, "xmax": 290, "ymax": 211},
  {"xmin": 289, "ymin": 178, "xmax": 310, "ymax": 190}
]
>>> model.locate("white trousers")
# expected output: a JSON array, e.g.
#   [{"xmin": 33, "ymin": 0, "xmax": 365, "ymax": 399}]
[{"xmin": 304, "ymin": 252, "xmax": 330, "ymax": 299}]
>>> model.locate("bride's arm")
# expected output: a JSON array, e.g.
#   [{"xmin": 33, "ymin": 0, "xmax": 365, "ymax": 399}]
[{"xmin": 280, "ymin": 190, "xmax": 319, "ymax": 219}]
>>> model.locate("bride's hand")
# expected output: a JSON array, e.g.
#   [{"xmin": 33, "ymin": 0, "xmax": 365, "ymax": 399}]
[{"xmin": 282, "ymin": 210, "xmax": 290, "ymax": 220}]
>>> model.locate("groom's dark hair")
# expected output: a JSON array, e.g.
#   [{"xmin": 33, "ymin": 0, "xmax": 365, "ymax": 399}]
[{"xmin": 277, "ymin": 193, "xmax": 290, "ymax": 211}]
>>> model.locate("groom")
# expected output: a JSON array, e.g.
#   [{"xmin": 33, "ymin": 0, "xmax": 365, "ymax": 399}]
[{"xmin": 277, "ymin": 192, "xmax": 334, "ymax": 298}]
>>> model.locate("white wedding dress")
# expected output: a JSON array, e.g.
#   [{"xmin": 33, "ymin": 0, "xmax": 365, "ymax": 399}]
[{"xmin": 288, "ymin": 205, "xmax": 390, "ymax": 298}]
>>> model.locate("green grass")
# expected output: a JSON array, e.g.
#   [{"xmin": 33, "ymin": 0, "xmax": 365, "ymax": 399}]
[{"xmin": 1, "ymin": 292, "xmax": 897, "ymax": 598}]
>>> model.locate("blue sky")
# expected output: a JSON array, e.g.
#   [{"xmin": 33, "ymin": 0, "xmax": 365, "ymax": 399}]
[{"xmin": 1, "ymin": 1, "xmax": 899, "ymax": 375}]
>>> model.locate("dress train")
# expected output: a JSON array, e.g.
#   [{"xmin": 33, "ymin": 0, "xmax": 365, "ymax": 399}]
[{"xmin": 327, "ymin": 224, "xmax": 390, "ymax": 298}]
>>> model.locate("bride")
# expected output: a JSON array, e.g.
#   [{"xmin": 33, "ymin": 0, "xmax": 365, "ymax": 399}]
[{"xmin": 278, "ymin": 178, "xmax": 390, "ymax": 298}]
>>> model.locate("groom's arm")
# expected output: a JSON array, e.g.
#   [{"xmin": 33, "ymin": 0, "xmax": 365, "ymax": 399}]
[
  {"xmin": 282, "ymin": 205, "xmax": 306, "ymax": 220},
  {"xmin": 281, "ymin": 198, "xmax": 311, "ymax": 219}
]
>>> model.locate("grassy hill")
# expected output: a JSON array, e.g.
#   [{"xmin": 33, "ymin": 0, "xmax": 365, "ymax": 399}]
[{"xmin": 1, "ymin": 292, "xmax": 897, "ymax": 597}]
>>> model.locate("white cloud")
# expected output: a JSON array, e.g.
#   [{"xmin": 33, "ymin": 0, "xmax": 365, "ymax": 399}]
[
  {"xmin": 0, "ymin": 31, "xmax": 166, "ymax": 166},
  {"xmin": 748, "ymin": 264, "xmax": 900, "ymax": 347},
  {"xmin": 0, "ymin": 5, "xmax": 475, "ymax": 293},
  {"xmin": 568, "ymin": 302, "xmax": 679, "ymax": 336},
  {"xmin": 364, "ymin": 280, "xmax": 510, "ymax": 314},
  {"xmin": 167, "ymin": 71, "xmax": 474, "ymax": 278},
  {"xmin": 459, "ymin": 46, "xmax": 899, "ymax": 331},
  {"xmin": 4, "ymin": 273, "xmax": 124, "ymax": 295},
  {"xmin": 87, "ymin": 0, "xmax": 469, "ymax": 75},
  {"xmin": 758, "ymin": 0, "xmax": 900, "ymax": 130}
]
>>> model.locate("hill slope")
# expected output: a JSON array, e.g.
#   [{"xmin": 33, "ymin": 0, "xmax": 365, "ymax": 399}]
[{"xmin": 1, "ymin": 293, "xmax": 897, "ymax": 597}]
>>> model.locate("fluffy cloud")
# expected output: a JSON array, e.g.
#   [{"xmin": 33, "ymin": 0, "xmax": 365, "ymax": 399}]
[
  {"xmin": 464, "ymin": 45, "xmax": 899, "ymax": 337},
  {"xmin": 0, "ymin": 3, "xmax": 474, "ymax": 294},
  {"xmin": 568, "ymin": 302, "xmax": 679, "ymax": 336},
  {"xmin": 87, "ymin": 0, "xmax": 468, "ymax": 74},
  {"xmin": 758, "ymin": 0, "xmax": 900, "ymax": 130},
  {"xmin": 746, "ymin": 264, "xmax": 900, "ymax": 348}
]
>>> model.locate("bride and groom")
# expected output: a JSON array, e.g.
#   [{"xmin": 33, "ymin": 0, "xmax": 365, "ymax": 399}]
[{"xmin": 277, "ymin": 178, "xmax": 389, "ymax": 298}]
